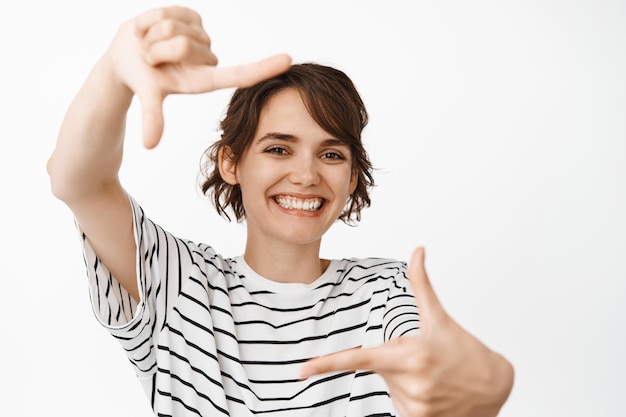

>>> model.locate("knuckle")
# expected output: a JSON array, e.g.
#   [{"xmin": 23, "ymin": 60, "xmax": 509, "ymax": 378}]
[
  {"xmin": 153, "ymin": 8, "xmax": 167, "ymax": 21},
  {"xmin": 402, "ymin": 378, "xmax": 437, "ymax": 404},
  {"xmin": 404, "ymin": 402, "xmax": 434, "ymax": 417},
  {"xmin": 159, "ymin": 19, "xmax": 177, "ymax": 38},
  {"xmin": 405, "ymin": 350, "xmax": 434, "ymax": 373},
  {"xmin": 404, "ymin": 380, "xmax": 424, "ymax": 399},
  {"xmin": 356, "ymin": 353, "xmax": 374, "ymax": 370},
  {"xmin": 171, "ymin": 36, "xmax": 192, "ymax": 59},
  {"xmin": 417, "ymin": 379, "xmax": 439, "ymax": 402}
]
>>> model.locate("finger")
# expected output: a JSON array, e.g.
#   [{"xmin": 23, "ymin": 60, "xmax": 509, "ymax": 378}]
[
  {"xmin": 135, "ymin": 6, "xmax": 202, "ymax": 37},
  {"xmin": 300, "ymin": 343, "xmax": 409, "ymax": 379},
  {"xmin": 138, "ymin": 91, "xmax": 165, "ymax": 149},
  {"xmin": 145, "ymin": 36, "xmax": 217, "ymax": 67},
  {"xmin": 142, "ymin": 19, "xmax": 213, "ymax": 57},
  {"xmin": 209, "ymin": 54, "xmax": 292, "ymax": 90},
  {"xmin": 407, "ymin": 247, "xmax": 447, "ymax": 328}
]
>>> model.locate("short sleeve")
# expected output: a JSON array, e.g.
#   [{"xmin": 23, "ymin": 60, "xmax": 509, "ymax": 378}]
[
  {"xmin": 77, "ymin": 193, "xmax": 186, "ymax": 380},
  {"xmin": 382, "ymin": 262, "xmax": 420, "ymax": 340}
]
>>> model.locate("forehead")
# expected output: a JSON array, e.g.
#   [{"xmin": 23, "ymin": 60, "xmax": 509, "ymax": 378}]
[
  {"xmin": 258, "ymin": 88, "xmax": 310, "ymax": 124},
  {"xmin": 255, "ymin": 89, "xmax": 321, "ymax": 136},
  {"xmin": 254, "ymin": 89, "xmax": 349, "ymax": 147}
]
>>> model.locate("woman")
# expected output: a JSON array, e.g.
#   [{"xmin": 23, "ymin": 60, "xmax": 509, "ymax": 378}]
[{"xmin": 47, "ymin": 6, "xmax": 513, "ymax": 416}]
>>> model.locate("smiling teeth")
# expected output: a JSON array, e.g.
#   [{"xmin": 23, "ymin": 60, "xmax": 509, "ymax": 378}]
[{"xmin": 275, "ymin": 196, "xmax": 323, "ymax": 211}]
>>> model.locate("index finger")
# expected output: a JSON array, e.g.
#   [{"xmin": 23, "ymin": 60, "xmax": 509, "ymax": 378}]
[
  {"xmin": 209, "ymin": 54, "xmax": 292, "ymax": 90},
  {"xmin": 300, "ymin": 344, "xmax": 405, "ymax": 380}
]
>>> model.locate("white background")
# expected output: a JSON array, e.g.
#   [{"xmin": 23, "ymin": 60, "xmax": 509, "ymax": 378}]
[{"xmin": 1, "ymin": 1, "xmax": 624, "ymax": 416}]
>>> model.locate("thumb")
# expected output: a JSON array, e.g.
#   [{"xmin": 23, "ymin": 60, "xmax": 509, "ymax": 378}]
[
  {"xmin": 408, "ymin": 247, "xmax": 447, "ymax": 329},
  {"xmin": 138, "ymin": 91, "xmax": 165, "ymax": 149}
]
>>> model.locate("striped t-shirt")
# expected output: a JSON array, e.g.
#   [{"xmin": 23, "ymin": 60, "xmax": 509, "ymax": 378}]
[{"xmin": 79, "ymin": 195, "xmax": 420, "ymax": 416}]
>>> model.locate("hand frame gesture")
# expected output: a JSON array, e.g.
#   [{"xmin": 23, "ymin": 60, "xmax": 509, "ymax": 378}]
[
  {"xmin": 300, "ymin": 247, "xmax": 514, "ymax": 417},
  {"xmin": 107, "ymin": 6, "xmax": 291, "ymax": 148}
]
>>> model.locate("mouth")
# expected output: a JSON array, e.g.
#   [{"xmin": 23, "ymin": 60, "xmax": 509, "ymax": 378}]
[{"xmin": 273, "ymin": 195, "xmax": 325, "ymax": 212}]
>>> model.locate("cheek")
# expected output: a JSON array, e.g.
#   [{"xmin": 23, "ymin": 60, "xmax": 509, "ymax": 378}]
[
  {"xmin": 332, "ymin": 168, "xmax": 357, "ymax": 196},
  {"xmin": 237, "ymin": 165, "xmax": 277, "ymax": 200}
]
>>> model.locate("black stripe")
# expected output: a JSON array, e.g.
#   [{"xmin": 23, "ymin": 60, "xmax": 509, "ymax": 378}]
[
  {"xmin": 234, "ymin": 297, "xmax": 372, "ymax": 329},
  {"xmin": 156, "ymin": 389, "xmax": 227, "ymax": 416},
  {"xmin": 237, "ymin": 320, "xmax": 368, "ymax": 345}
]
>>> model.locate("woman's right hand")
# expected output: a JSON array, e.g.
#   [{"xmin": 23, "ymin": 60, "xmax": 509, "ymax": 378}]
[
  {"xmin": 105, "ymin": 6, "xmax": 291, "ymax": 148},
  {"xmin": 48, "ymin": 6, "xmax": 291, "ymax": 303}
]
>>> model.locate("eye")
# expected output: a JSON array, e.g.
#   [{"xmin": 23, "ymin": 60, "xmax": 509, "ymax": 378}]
[
  {"xmin": 264, "ymin": 146, "xmax": 289, "ymax": 155},
  {"xmin": 320, "ymin": 151, "xmax": 345, "ymax": 160}
]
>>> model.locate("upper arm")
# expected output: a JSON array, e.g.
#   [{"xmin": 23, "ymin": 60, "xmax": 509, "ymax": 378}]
[{"xmin": 71, "ymin": 181, "xmax": 139, "ymax": 302}]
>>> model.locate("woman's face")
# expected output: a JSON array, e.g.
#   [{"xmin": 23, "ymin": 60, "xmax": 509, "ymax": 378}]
[{"xmin": 220, "ymin": 88, "xmax": 357, "ymax": 249}]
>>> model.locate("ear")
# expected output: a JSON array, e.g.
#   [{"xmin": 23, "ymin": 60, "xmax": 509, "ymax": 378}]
[
  {"xmin": 349, "ymin": 167, "xmax": 358, "ymax": 194},
  {"xmin": 218, "ymin": 146, "xmax": 238, "ymax": 185}
]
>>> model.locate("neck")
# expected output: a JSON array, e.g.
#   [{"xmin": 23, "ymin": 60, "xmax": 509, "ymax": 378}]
[{"xmin": 243, "ymin": 235, "xmax": 329, "ymax": 284}]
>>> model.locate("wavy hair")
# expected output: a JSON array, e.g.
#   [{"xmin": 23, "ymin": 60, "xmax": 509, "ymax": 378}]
[{"xmin": 200, "ymin": 62, "xmax": 374, "ymax": 224}]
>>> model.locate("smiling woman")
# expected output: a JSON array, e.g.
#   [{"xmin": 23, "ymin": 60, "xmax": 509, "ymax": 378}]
[
  {"xmin": 201, "ymin": 62, "xmax": 374, "ymax": 225},
  {"xmin": 45, "ymin": 5, "xmax": 513, "ymax": 417},
  {"xmin": 3, "ymin": 1, "xmax": 625, "ymax": 416},
  {"xmin": 216, "ymin": 88, "xmax": 359, "ymax": 276}
]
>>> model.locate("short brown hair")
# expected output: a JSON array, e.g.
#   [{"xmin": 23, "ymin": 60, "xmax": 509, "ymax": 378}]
[{"xmin": 200, "ymin": 62, "xmax": 374, "ymax": 223}]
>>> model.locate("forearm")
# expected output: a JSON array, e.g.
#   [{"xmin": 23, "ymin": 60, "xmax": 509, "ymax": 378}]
[{"xmin": 47, "ymin": 53, "xmax": 133, "ymax": 204}]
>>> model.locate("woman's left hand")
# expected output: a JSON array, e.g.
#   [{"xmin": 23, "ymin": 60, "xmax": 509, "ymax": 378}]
[{"xmin": 300, "ymin": 247, "xmax": 514, "ymax": 417}]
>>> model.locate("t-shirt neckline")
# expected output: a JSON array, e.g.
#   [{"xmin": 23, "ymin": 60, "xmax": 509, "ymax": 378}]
[{"xmin": 233, "ymin": 255, "xmax": 339, "ymax": 294}]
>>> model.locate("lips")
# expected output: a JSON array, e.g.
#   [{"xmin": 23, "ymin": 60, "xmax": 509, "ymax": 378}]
[{"xmin": 273, "ymin": 195, "xmax": 324, "ymax": 211}]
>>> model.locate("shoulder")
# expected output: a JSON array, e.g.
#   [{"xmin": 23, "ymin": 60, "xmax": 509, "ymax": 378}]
[
  {"xmin": 339, "ymin": 257, "xmax": 407, "ymax": 276},
  {"xmin": 331, "ymin": 257, "xmax": 409, "ymax": 289},
  {"xmin": 127, "ymin": 193, "xmax": 234, "ymax": 264}
]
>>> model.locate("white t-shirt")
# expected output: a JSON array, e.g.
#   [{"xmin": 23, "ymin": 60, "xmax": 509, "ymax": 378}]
[{"xmin": 79, "ymin": 195, "xmax": 420, "ymax": 416}]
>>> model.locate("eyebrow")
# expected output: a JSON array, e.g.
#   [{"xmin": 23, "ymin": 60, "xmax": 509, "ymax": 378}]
[{"xmin": 256, "ymin": 132, "xmax": 349, "ymax": 147}]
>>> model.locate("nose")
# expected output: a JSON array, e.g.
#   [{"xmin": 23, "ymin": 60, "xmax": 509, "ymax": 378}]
[{"xmin": 288, "ymin": 155, "xmax": 320, "ymax": 187}]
